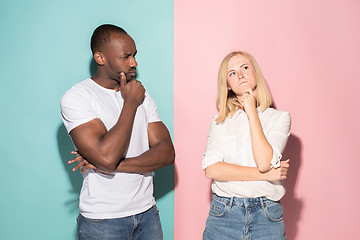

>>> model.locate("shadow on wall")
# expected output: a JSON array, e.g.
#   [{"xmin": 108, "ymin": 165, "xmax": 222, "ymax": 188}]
[
  {"xmin": 89, "ymin": 58, "xmax": 96, "ymax": 76},
  {"xmin": 282, "ymin": 134, "xmax": 303, "ymax": 240},
  {"xmin": 57, "ymin": 123, "xmax": 82, "ymax": 214},
  {"xmin": 57, "ymin": 123, "xmax": 81, "ymax": 240}
]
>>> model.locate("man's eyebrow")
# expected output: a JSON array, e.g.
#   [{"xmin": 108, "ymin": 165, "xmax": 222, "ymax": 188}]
[{"xmin": 120, "ymin": 50, "xmax": 137, "ymax": 56}]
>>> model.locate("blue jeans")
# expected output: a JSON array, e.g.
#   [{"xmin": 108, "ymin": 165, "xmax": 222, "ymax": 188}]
[
  {"xmin": 77, "ymin": 205, "xmax": 163, "ymax": 240},
  {"xmin": 203, "ymin": 194, "xmax": 286, "ymax": 240}
]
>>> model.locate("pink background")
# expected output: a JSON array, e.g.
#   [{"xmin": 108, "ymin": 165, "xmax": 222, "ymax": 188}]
[{"xmin": 174, "ymin": 0, "xmax": 360, "ymax": 239}]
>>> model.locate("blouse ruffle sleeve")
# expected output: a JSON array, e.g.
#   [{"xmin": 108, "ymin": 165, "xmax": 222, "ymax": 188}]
[{"xmin": 202, "ymin": 116, "xmax": 224, "ymax": 170}]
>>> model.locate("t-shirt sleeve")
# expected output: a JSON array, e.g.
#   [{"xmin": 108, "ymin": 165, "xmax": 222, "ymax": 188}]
[
  {"xmin": 60, "ymin": 89, "xmax": 98, "ymax": 134},
  {"xmin": 202, "ymin": 116, "xmax": 224, "ymax": 170},
  {"xmin": 144, "ymin": 92, "xmax": 161, "ymax": 123},
  {"xmin": 267, "ymin": 111, "xmax": 291, "ymax": 168}
]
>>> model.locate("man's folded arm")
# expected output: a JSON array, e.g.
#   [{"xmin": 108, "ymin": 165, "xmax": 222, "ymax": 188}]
[
  {"xmin": 114, "ymin": 121, "xmax": 175, "ymax": 173},
  {"xmin": 69, "ymin": 101, "xmax": 139, "ymax": 171}
]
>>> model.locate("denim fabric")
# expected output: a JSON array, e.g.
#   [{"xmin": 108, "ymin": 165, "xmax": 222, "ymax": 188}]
[
  {"xmin": 77, "ymin": 205, "xmax": 163, "ymax": 240},
  {"xmin": 203, "ymin": 194, "xmax": 286, "ymax": 240}
]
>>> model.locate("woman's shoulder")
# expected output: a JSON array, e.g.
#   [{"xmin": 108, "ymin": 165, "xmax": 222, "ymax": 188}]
[{"xmin": 264, "ymin": 107, "xmax": 291, "ymax": 120}]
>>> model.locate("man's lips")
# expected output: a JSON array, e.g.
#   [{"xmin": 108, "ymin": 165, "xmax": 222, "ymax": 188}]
[{"xmin": 129, "ymin": 70, "xmax": 136, "ymax": 76}]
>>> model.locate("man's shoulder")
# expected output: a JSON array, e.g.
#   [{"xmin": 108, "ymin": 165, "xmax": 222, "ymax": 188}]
[
  {"xmin": 61, "ymin": 79, "xmax": 93, "ymax": 107},
  {"xmin": 64, "ymin": 78, "xmax": 93, "ymax": 94}
]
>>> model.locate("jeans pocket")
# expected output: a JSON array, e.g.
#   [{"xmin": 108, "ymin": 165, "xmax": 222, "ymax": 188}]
[
  {"xmin": 151, "ymin": 205, "xmax": 160, "ymax": 215},
  {"xmin": 82, "ymin": 216, "xmax": 105, "ymax": 224},
  {"xmin": 209, "ymin": 199, "xmax": 227, "ymax": 217},
  {"xmin": 263, "ymin": 202, "xmax": 284, "ymax": 222}
]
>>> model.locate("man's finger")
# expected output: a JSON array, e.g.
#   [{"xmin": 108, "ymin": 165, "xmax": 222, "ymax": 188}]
[
  {"xmin": 81, "ymin": 164, "xmax": 96, "ymax": 174},
  {"xmin": 72, "ymin": 160, "xmax": 87, "ymax": 172},
  {"xmin": 68, "ymin": 155, "xmax": 83, "ymax": 164},
  {"xmin": 119, "ymin": 72, "xmax": 126, "ymax": 87}
]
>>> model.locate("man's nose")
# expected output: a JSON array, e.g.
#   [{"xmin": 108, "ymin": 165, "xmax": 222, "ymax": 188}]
[{"xmin": 130, "ymin": 57, "xmax": 138, "ymax": 67}]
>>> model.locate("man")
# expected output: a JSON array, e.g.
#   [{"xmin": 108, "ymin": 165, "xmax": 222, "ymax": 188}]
[{"xmin": 61, "ymin": 24, "xmax": 175, "ymax": 240}]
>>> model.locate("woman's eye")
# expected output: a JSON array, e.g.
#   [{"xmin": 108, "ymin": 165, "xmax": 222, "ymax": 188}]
[
  {"xmin": 243, "ymin": 66, "xmax": 248, "ymax": 70},
  {"xmin": 229, "ymin": 72, "xmax": 235, "ymax": 76}
]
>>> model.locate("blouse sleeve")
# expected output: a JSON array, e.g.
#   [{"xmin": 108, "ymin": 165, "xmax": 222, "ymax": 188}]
[
  {"xmin": 202, "ymin": 117, "xmax": 224, "ymax": 170},
  {"xmin": 267, "ymin": 111, "xmax": 291, "ymax": 168}
]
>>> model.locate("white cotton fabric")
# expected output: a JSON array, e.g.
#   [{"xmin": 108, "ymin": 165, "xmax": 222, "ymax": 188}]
[
  {"xmin": 61, "ymin": 78, "xmax": 160, "ymax": 219},
  {"xmin": 202, "ymin": 107, "xmax": 291, "ymax": 201}
]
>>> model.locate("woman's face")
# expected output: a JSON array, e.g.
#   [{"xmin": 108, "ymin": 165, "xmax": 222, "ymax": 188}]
[{"xmin": 227, "ymin": 54, "xmax": 257, "ymax": 96}]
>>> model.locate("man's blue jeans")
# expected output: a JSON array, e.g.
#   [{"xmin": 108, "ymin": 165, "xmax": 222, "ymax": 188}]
[
  {"xmin": 77, "ymin": 205, "xmax": 163, "ymax": 240},
  {"xmin": 203, "ymin": 194, "xmax": 286, "ymax": 240}
]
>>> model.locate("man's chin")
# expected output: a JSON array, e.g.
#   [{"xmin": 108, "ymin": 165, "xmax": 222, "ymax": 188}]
[{"xmin": 126, "ymin": 76, "xmax": 134, "ymax": 83}]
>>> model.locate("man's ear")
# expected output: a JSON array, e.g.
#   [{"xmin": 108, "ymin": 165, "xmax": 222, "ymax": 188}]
[{"xmin": 93, "ymin": 52, "xmax": 105, "ymax": 65}]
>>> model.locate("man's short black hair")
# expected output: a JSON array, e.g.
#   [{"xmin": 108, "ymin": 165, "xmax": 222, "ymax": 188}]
[{"xmin": 90, "ymin": 24, "xmax": 127, "ymax": 54}]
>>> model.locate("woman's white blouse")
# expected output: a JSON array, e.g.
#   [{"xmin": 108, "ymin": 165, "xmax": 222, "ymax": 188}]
[{"xmin": 202, "ymin": 107, "xmax": 291, "ymax": 201}]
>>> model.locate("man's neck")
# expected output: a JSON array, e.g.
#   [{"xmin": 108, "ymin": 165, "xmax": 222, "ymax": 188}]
[{"xmin": 91, "ymin": 73, "xmax": 120, "ymax": 91}]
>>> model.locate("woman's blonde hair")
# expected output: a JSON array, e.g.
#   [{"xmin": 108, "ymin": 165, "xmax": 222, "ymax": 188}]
[{"xmin": 216, "ymin": 51, "xmax": 273, "ymax": 122}]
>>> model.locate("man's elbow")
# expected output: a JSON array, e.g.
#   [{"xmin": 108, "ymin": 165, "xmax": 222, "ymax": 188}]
[
  {"xmin": 95, "ymin": 156, "xmax": 119, "ymax": 172},
  {"xmin": 167, "ymin": 147, "xmax": 175, "ymax": 165}
]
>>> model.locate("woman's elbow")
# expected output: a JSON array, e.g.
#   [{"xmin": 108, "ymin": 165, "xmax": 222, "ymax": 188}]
[
  {"xmin": 205, "ymin": 167, "xmax": 216, "ymax": 180},
  {"xmin": 257, "ymin": 164, "xmax": 272, "ymax": 173}
]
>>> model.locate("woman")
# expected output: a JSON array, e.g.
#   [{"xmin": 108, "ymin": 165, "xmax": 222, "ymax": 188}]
[{"xmin": 202, "ymin": 51, "xmax": 291, "ymax": 240}]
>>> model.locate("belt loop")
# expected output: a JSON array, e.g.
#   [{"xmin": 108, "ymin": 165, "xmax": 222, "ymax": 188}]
[
  {"xmin": 229, "ymin": 196, "xmax": 234, "ymax": 208},
  {"xmin": 259, "ymin": 197, "xmax": 264, "ymax": 209}
]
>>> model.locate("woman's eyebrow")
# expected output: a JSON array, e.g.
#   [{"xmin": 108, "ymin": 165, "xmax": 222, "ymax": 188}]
[{"xmin": 228, "ymin": 63, "xmax": 246, "ymax": 73}]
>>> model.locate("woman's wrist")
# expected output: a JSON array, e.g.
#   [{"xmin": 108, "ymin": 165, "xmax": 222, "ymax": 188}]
[{"xmin": 246, "ymin": 110, "xmax": 259, "ymax": 121}]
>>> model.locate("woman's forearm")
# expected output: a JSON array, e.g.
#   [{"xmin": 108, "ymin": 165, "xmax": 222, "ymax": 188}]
[
  {"xmin": 205, "ymin": 162, "xmax": 266, "ymax": 181},
  {"xmin": 205, "ymin": 161, "xmax": 288, "ymax": 182},
  {"xmin": 247, "ymin": 113, "xmax": 273, "ymax": 172}
]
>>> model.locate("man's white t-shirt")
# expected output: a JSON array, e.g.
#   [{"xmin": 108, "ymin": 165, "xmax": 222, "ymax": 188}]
[{"xmin": 61, "ymin": 78, "xmax": 160, "ymax": 219}]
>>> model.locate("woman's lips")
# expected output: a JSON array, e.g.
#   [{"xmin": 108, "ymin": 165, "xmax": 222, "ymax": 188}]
[{"xmin": 239, "ymin": 81, "xmax": 248, "ymax": 86}]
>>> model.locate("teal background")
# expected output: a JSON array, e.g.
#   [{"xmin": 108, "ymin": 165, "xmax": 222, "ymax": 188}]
[{"xmin": 0, "ymin": 1, "xmax": 174, "ymax": 239}]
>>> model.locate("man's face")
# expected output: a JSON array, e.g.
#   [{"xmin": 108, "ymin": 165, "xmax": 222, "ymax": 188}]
[{"xmin": 103, "ymin": 32, "xmax": 138, "ymax": 83}]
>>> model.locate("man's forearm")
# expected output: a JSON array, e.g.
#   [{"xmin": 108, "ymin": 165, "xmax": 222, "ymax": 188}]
[
  {"xmin": 115, "ymin": 141, "xmax": 175, "ymax": 173},
  {"xmin": 70, "ymin": 102, "xmax": 138, "ymax": 171}
]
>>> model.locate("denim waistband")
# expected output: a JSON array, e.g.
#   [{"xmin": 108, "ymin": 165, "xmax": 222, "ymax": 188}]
[{"xmin": 212, "ymin": 194, "xmax": 279, "ymax": 208}]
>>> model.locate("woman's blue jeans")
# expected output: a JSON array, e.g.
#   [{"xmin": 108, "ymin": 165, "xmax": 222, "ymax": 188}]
[
  {"xmin": 203, "ymin": 194, "xmax": 286, "ymax": 240},
  {"xmin": 77, "ymin": 205, "xmax": 163, "ymax": 240}
]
